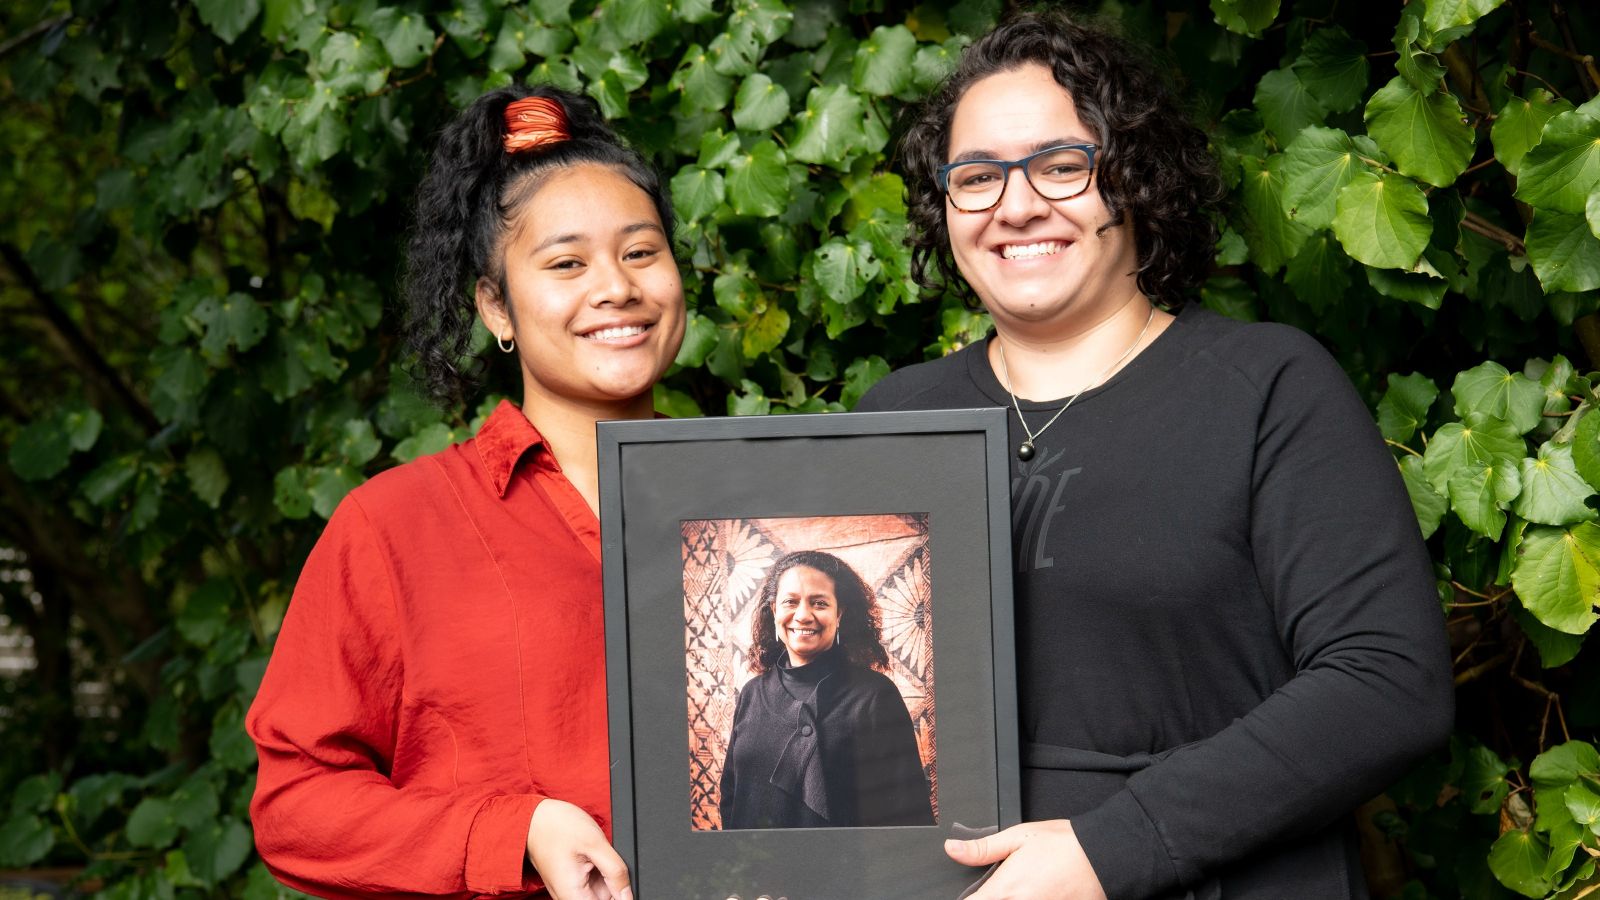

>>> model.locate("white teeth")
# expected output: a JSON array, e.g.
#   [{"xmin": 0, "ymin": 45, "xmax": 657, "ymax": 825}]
[
  {"xmin": 1001, "ymin": 241, "xmax": 1063, "ymax": 259},
  {"xmin": 585, "ymin": 325, "xmax": 647, "ymax": 340}
]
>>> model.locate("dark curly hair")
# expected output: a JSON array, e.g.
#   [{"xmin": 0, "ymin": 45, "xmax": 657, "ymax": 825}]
[
  {"xmin": 747, "ymin": 551, "xmax": 892, "ymax": 675},
  {"xmin": 899, "ymin": 9, "xmax": 1222, "ymax": 308},
  {"xmin": 401, "ymin": 84, "xmax": 675, "ymax": 405}
]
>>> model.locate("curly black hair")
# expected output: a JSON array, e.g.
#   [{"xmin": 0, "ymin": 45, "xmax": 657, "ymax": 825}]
[
  {"xmin": 747, "ymin": 551, "xmax": 892, "ymax": 675},
  {"xmin": 401, "ymin": 84, "xmax": 675, "ymax": 405},
  {"xmin": 899, "ymin": 9, "xmax": 1222, "ymax": 309}
]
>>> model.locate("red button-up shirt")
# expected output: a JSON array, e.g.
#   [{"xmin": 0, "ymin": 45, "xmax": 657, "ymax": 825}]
[{"xmin": 247, "ymin": 401, "xmax": 610, "ymax": 898}]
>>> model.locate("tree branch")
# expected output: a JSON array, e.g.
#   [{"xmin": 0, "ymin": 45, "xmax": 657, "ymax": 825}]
[
  {"xmin": 0, "ymin": 12, "xmax": 70, "ymax": 63},
  {"xmin": 0, "ymin": 242, "xmax": 160, "ymax": 434},
  {"xmin": 1529, "ymin": 29, "xmax": 1600, "ymax": 96},
  {"xmin": 1461, "ymin": 211, "xmax": 1526, "ymax": 256}
]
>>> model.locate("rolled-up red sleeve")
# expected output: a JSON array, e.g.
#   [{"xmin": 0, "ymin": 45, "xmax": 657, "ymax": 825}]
[{"xmin": 246, "ymin": 497, "xmax": 545, "ymax": 898}]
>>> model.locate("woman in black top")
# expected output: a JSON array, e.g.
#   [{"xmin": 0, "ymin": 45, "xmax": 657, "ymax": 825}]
[{"xmin": 718, "ymin": 551, "xmax": 934, "ymax": 829}]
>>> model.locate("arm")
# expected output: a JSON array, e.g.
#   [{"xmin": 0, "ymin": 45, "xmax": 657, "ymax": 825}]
[
  {"xmin": 246, "ymin": 497, "xmax": 544, "ymax": 899},
  {"xmin": 1068, "ymin": 334, "xmax": 1455, "ymax": 897},
  {"xmin": 855, "ymin": 676, "xmax": 934, "ymax": 827}
]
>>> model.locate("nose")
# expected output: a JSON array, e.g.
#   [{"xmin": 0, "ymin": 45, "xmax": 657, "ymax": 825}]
[
  {"xmin": 993, "ymin": 165, "xmax": 1050, "ymax": 227},
  {"xmin": 588, "ymin": 257, "xmax": 640, "ymax": 307},
  {"xmin": 794, "ymin": 602, "xmax": 815, "ymax": 623}
]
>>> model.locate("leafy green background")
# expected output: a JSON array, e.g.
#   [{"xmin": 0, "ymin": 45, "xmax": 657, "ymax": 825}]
[{"xmin": 2, "ymin": 0, "xmax": 1599, "ymax": 896}]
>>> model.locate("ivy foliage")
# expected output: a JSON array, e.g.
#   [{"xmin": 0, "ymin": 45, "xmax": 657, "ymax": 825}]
[{"xmin": 0, "ymin": 0, "xmax": 1598, "ymax": 896}]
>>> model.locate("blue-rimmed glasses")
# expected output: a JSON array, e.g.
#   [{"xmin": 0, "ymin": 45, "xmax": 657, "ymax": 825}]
[{"xmin": 936, "ymin": 144, "xmax": 1099, "ymax": 212}]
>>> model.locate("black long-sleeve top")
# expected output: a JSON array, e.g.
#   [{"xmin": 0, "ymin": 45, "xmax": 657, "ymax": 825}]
[
  {"xmin": 719, "ymin": 646, "xmax": 934, "ymax": 830},
  {"xmin": 856, "ymin": 305, "xmax": 1453, "ymax": 899}
]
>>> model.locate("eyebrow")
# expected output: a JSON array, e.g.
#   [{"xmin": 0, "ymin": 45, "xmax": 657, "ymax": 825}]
[
  {"xmin": 531, "ymin": 220, "xmax": 664, "ymax": 254},
  {"xmin": 949, "ymin": 138, "xmax": 1093, "ymax": 164}
]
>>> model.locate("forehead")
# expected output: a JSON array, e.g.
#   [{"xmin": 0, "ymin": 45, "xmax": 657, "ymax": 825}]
[
  {"xmin": 946, "ymin": 64, "xmax": 1094, "ymax": 158},
  {"xmin": 778, "ymin": 564, "xmax": 836, "ymax": 591},
  {"xmin": 511, "ymin": 163, "xmax": 659, "ymax": 237}
]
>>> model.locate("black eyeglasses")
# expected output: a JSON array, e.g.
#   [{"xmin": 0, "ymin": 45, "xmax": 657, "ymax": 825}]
[{"xmin": 936, "ymin": 144, "xmax": 1099, "ymax": 212}]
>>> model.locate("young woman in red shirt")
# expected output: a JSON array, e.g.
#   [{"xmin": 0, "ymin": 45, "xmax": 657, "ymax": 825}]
[{"xmin": 246, "ymin": 86, "xmax": 684, "ymax": 900}]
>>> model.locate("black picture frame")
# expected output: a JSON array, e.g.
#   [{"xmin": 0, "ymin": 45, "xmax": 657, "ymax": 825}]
[{"xmin": 598, "ymin": 408, "xmax": 1020, "ymax": 900}]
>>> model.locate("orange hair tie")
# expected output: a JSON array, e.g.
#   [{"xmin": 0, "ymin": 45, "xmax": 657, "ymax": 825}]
[{"xmin": 503, "ymin": 97, "xmax": 571, "ymax": 154}]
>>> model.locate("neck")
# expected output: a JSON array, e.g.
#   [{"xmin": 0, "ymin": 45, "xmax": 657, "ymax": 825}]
[
  {"xmin": 988, "ymin": 294, "xmax": 1169, "ymax": 401},
  {"xmin": 520, "ymin": 388, "xmax": 654, "ymax": 516}
]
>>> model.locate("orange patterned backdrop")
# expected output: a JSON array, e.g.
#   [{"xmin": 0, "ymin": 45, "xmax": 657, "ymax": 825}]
[{"xmin": 682, "ymin": 513, "xmax": 937, "ymax": 830}]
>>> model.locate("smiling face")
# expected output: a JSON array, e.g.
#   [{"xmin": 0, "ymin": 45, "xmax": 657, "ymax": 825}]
[
  {"xmin": 772, "ymin": 564, "xmax": 841, "ymax": 667},
  {"xmin": 478, "ymin": 163, "xmax": 685, "ymax": 417},
  {"xmin": 944, "ymin": 64, "xmax": 1141, "ymax": 335}
]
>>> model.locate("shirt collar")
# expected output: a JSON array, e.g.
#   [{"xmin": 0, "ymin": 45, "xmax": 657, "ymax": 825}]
[{"xmin": 474, "ymin": 399, "xmax": 546, "ymax": 498}]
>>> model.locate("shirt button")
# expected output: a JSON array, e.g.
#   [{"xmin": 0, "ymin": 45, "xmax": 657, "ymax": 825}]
[{"xmin": 799, "ymin": 724, "xmax": 814, "ymax": 737}]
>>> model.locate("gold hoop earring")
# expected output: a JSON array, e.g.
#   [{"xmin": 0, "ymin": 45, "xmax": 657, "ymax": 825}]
[{"xmin": 497, "ymin": 333, "xmax": 515, "ymax": 353}]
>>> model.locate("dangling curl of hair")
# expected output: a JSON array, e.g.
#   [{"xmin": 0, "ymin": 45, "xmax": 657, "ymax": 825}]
[
  {"xmin": 402, "ymin": 85, "xmax": 675, "ymax": 405},
  {"xmin": 747, "ymin": 551, "xmax": 892, "ymax": 676},
  {"xmin": 899, "ymin": 9, "xmax": 1223, "ymax": 309}
]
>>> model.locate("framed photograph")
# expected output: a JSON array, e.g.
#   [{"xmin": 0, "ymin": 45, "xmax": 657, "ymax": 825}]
[{"xmin": 598, "ymin": 409, "xmax": 1020, "ymax": 899}]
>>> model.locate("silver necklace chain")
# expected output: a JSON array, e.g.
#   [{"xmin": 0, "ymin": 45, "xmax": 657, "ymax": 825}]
[{"xmin": 996, "ymin": 305, "xmax": 1157, "ymax": 459}]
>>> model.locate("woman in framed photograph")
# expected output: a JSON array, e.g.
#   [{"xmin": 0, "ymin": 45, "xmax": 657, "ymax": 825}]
[
  {"xmin": 858, "ymin": 10, "xmax": 1453, "ymax": 899},
  {"xmin": 246, "ymin": 85, "xmax": 683, "ymax": 900},
  {"xmin": 719, "ymin": 550, "xmax": 934, "ymax": 830}
]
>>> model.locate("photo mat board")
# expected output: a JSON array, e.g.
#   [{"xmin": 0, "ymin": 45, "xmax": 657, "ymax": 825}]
[
  {"xmin": 600, "ymin": 409, "xmax": 1019, "ymax": 900},
  {"xmin": 683, "ymin": 513, "xmax": 938, "ymax": 831}
]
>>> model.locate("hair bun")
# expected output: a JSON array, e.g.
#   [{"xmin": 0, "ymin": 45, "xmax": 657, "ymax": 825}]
[{"xmin": 503, "ymin": 96, "xmax": 570, "ymax": 154}]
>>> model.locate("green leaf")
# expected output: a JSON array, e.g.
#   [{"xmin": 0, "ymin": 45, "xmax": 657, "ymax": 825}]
[
  {"xmin": 338, "ymin": 420, "xmax": 381, "ymax": 467},
  {"xmin": 1512, "ymin": 523, "xmax": 1600, "ymax": 634},
  {"xmin": 1489, "ymin": 829, "xmax": 1555, "ymax": 898},
  {"xmin": 608, "ymin": 0, "xmax": 669, "ymax": 43},
  {"xmin": 842, "ymin": 355, "xmax": 890, "ymax": 407},
  {"xmin": 9, "ymin": 415, "xmax": 73, "ymax": 482},
  {"xmin": 1422, "ymin": 418, "xmax": 1525, "ymax": 494},
  {"xmin": 1364, "ymin": 76, "xmax": 1476, "ymax": 187},
  {"xmin": 1400, "ymin": 455, "xmax": 1448, "ymax": 538},
  {"xmin": 1527, "ymin": 210, "xmax": 1600, "ymax": 294},
  {"xmin": 307, "ymin": 465, "xmax": 364, "ymax": 519},
  {"xmin": 195, "ymin": 0, "xmax": 261, "ymax": 43},
  {"xmin": 273, "ymin": 466, "xmax": 312, "ymax": 519},
  {"xmin": 177, "ymin": 580, "xmax": 232, "ymax": 647},
  {"xmin": 1517, "ymin": 608, "xmax": 1587, "ymax": 668},
  {"xmin": 1449, "ymin": 458, "xmax": 1521, "ymax": 539},
  {"xmin": 64, "ymin": 406, "xmax": 104, "ymax": 451},
  {"xmin": 194, "ymin": 293, "xmax": 270, "ymax": 358},
  {"xmin": 186, "ymin": 818, "xmax": 253, "ymax": 887},
  {"xmin": 1544, "ymin": 821, "xmax": 1585, "ymax": 881},
  {"xmin": 732, "ymin": 74, "xmax": 790, "ymax": 132},
  {"xmin": 653, "ymin": 384, "xmax": 703, "ymax": 418},
  {"xmin": 698, "ymin": 131, "xmax": 741, "ymax": 168},
  {"xmin": 671, "ymin": 165, "xmax": 726, "ymax": 222},
  {"xmin": 1393, "ymin": 5, "xmax": 1446, "ymax": 92},
  {"xmin": 913, "ymin": 42, "xmax": 961, "ymax": 93},
  {"xmin": 392, "ymin": 423, "xmax": 454, "ymax": 464},
  {"xmin": 1515, "ymin": 109, "xmax": 1600, "ymax": 213},
  {"xmin": 367, "ymin": 10, "xmax": 435, "ymax": 68},
  {"xmin": 1516, "ymin": 443, "xmax": 1596, "ymax": 526},
  {"xmin": 1423, "ymin": 0, "xmax": 1507, "ymax": 31},
  {"xmin": 82, "ymin": 455, "xmax": 139, "ymax": 506},
  {"xmin": 709, "ymin": 29, "xmax": 762, "ymax": 77},
  {"xmin": 0, "ymin": 815, "xmax": 54, "ymax": 868},
  {"xmin": 1281, "ymin": 126, "xmax": 1372, "ymax": 230},
  {"xmin": 1238, "ymin": 154, "xmax": 1311, "ymax": 274},
  {"xmin": 790, "ymin": 84, "xmax": 870, "ymax": 167},
  {"xmin": 729, "ymin": 379, "xmax": 771, "ymax": 416},
  {"xmin": 1290, "ymin": 27, "xmax": 1369, "ymax": 114},
  {"xmin": 741, "ymin": 302, "xmax": 791, "ymax": 357},
  {"xmin": 1464, "ymin": 743, "xmax": 1514, "ymax": 814},
  {"xmin": 1453, "ymin": 361, "xmax": 1546, "ymax": 434},
  {"xmin": 1210, "ymin": 0, "xmax": 1280, "ymax": 36},
  {"xmin": 126, "ymin": 797, "xmax": 179, "ymax": 848},
  {"xmin": 1332, "ymin": 169, "xmax": 1432, "ymax": 270},
  {"xmin": 725, "ymin": 140, "xmax": 790, "ymax": 216},
  {"xmin": 1566, "ymin": 782, "xmax": 1600, "ymax": 834},
  {"xmin": 1532, "ymin": 741, "xmax": 1600, "ymax": 786},
  {"xmin": 812, "ymin": 238, "xmax": 880, "ymax": 305},
  {"xmin": 853, "ymin": 25, "xmax": 916, "ymax": 96},
  {"xmin": 185, "ymin": 448, "xmax": 230, "ymax": 509},
  {"xmin": 1200, "ymin": 275, "xmax": 1258, "ymax": 322},
  {"xmin": 713, "ymin": 267, "xmax": 762, "ymax": 317},
  {"xmin": 1379, "ymin": 373, "xmax": 1440, "ymax": 443},
  {"xmin": 675, "ymin": 313, "xmax": 719, "ymax": 368},
  {"xmin": 1590, "ymin": 193, "xmax": 1600, "ymax": 240},
  {"xmin": 1253, "ymin": 68, "xmax": 1326, "ymax": 141},
  {"xmin": 672, "ymin": 44, "xmax": 734, "ymax": 112},
  {"xmin": 1493, "ymin": 90, "xmax": 1574, "ymax": 175},
  {"xmin": 1573, "ymin": 410, "xmax": 1600, "ymax": 492}
]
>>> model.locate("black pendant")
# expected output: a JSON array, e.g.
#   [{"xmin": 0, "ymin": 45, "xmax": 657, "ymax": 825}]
[{"xmin": 1017, "ymin": 441, "xmax": 1035, "ymax": 461}]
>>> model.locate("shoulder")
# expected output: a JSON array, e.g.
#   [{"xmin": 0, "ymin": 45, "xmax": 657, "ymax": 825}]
[
  {"xmin": 337, "ymin": 436, "xmax": 483, "ymax": 525},
  {"xmin": 1168, "ymin": 306, "xmax": 1353, "ymax": 401},
  {"xmin": 856, "ymin": 342, "xmax": 986, "ymax": 412}
]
